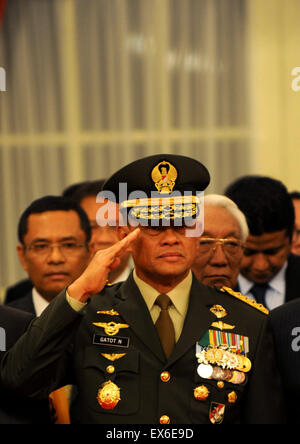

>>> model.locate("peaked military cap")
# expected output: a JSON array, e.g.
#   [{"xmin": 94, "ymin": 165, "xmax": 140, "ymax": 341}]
[{"xmin": 102, "ymin": 154, "xmax": 210, "ymax": 225}]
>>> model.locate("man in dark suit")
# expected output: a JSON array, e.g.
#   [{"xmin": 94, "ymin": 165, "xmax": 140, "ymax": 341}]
[
  {"xmin": 225, "ymin": 176, "xmax": 300, "ymax": 311},
  {"xmin": 269, "ymin": 299, "xmax": 300, "ymax": 423},
  {"xmin": 65, "ymin": 179, "xmax": 132, "ymax": 284},
  {"xmin": 0, "ymin": 305, "xmax": 51, "ymax": 424},
  {"xmin": 0, "ymin": 155, "xmax": 285, "ymax": 424},
  {"xmin": 6, "ymin": 196, "xmax": 91, "ymax": 316}
]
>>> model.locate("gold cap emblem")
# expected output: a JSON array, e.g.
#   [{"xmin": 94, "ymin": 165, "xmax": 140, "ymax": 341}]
[{"xmin": 151, "ymin": 161, "xmax": 178, "ymax": 194}]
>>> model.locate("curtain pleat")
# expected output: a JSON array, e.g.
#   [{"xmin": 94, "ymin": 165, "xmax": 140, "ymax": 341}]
[{"xmin": 0, "ymin": 0, "xmax": 250, "ymax": 289}]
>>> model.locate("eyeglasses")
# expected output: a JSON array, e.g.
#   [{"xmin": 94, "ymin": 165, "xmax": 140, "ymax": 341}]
[
  {"xmin": 198, "ymin": 238, "xmax": 242, "ymax": 257},
  {"xmin": 24, "ymin": 242, "xmax": 88, "ymax": 257}
]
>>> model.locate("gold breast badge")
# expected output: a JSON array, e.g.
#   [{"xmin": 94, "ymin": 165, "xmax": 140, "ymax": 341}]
[
  {"xmin": 97, "ymin": 309, "xmax": 120, "ymax": 316},
  {"xmin": 210, "ymin": 305, "xmax": 227, "ymax": 319},
  {"xmin": 97, "ymin": 380, "xmax": 121, "ymax": 410},
  {"xmin": 101, "ymin": 353, "xmax": 126, "ymax": 362},
  {"xmin": 211, "ymin": 321, "xmax": 236, "ymax": 331},
  {"xmin": 210, "ymin": 305, "xmax": 235, "ymax": 330},
  {"xmin": 93, "ymin": 322, "xmax": 129, "ymax": 336}
]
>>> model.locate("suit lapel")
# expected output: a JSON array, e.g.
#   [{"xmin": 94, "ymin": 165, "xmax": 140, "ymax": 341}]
[
  {"xmin": 285, "ymin": 254, "xmax": 300, "ymax": 302},
  {"xmin": 167, "ymin": 278, "xmax": 216, "ymax": 367},
  {"xmin": 112, "ymin": 274, "xmax": 166, "ymax": 363}
]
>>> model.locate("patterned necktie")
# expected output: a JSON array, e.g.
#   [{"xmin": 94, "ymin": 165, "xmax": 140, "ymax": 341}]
[
  {"xmin": 155, "ymin": 294, "xmax": 176, "ymax": 358},
  {"xmin": 250, "ymin": 283, "xmax": 269, "ymax": 308}
]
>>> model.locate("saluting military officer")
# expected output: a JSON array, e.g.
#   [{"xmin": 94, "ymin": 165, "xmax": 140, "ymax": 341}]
[{"xmin": 1, "ymin": 154, "xmax": 285, "ymax": 424}]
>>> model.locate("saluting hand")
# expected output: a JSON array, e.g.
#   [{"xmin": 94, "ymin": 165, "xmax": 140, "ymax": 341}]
[{"xmin": 68, "ymin": 228, "xmax": 140, "ymax": 303}]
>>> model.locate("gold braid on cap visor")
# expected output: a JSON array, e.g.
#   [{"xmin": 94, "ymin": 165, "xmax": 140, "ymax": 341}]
[{"xmin": 120, "ymin": 195, "xmax": 201, "ymax": 220}]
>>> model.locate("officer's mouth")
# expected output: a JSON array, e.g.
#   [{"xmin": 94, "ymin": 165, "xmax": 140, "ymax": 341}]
[
  {"xmin": 157, "ymin": 252, "xmax": 184, "ymax": 261},
  {"xmin": 44, "ymin": 272, "xmax": 70, "ymax": 280}
]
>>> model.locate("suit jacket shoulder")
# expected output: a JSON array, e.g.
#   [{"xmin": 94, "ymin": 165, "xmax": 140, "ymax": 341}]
[
  {"xmin": 0, "ymin": 306, "xmax": 51, "ymax": 424},
  {"xmin": 0, "ymin": 305, "xmax": 34, "ymax": 350},
  {"xmin": 7, "ymin": 291, "xmax": 36, "ymax": 316},
  {"xmin": 5, "ymin": 279, "xmax": 33, "ymax": 304},
  {"xmin": 269, "ymin": 298, "xmax": 300, "ymax": 422},
  {"xmin": 285, "ymin": 254, "xmax": 300, "ymax": 303}
]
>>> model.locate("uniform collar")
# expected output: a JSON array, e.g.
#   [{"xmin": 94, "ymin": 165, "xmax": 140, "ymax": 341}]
[{"xmin": 133, "ymin": 269, "xmax": 193, "ymax": 318}]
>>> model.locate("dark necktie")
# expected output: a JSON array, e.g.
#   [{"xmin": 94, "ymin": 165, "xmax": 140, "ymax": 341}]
[
  {"xmin": 155, "ymin": 294, "xmax": 175, "ymax": 358},
  {"xmin": 250, "ymin": 283, "xmax": 269, "ymax": 308}
]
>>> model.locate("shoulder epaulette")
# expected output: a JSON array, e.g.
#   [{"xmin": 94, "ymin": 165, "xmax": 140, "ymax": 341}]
[{"xmin": 220, "ymin": 286, "xmax": 269, "ymax": 315}]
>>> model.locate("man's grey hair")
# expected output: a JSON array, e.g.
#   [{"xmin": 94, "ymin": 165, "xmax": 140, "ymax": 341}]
[{"xmin": 204, "ymin": 194, "xmax": 249, "ymax": 243}]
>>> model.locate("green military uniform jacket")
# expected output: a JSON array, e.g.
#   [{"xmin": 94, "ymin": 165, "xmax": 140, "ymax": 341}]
[{"xmin": 0, "ymin": 273, "xmax": 285, "ymax": 424}]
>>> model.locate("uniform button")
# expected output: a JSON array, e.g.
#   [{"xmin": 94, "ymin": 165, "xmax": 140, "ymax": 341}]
[
  {"xmin": 217, "ymin": 381, "xmax": 224, "ymax": 389},
  {"xmin": 228, "ymin": 391, "xmax": 238, "ymax": 404},
  {"xmin": 160, "ymin": 415, "xmax": 170, "ymax": 424},
  {"xmin": 160, "ymin": 371, "xmax": 171, "ymax": 382},
  {"xmin": 106, "ymin": 365, "xmax": 115, "ymax": 374}
]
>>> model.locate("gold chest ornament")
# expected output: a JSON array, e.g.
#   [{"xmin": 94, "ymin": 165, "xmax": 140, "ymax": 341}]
[{"xmin": 97, "ymin": 380, "xmax": 121, "ymax": 410}]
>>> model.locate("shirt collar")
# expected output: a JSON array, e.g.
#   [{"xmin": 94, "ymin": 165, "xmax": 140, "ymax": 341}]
[
  {"xmin": 238, "ymin": 261, "xmax": 288, "ymax": 296},
  {"xmin": 32, "ymin": 287, "xmax": 49, "ymax": 316},
  {"xmin": 133, "ymin": 269, "xmax": 193, "ymax": 317}
]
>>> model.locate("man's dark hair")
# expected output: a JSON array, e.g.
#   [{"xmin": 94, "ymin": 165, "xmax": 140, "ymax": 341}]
[
  {"xmin": 18, "ymin": 195, "xmax": 91, "ymax": 244},
  {"xmin": 63, "ymin": 180, "xmax": 106, "ymax": 204},
  {"xmin": 290, "ymin": 191, "xmax": 300, "ymax": 201},
  {"xmin": 225, "ymin": 176, "xmax": 295, "ymax": 241}
]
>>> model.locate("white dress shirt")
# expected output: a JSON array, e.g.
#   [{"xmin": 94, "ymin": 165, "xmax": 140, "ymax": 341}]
[
  {"xmin": 238, "ymin": 262, "xmax": 288, "ymax": 311},
  {"xmin": 32, "ymin": 287, "xmax": 50, "ymax": 316}
]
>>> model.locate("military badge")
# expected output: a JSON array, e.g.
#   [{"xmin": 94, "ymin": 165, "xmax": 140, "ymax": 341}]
[
  {"xmin": 101, "ymin": 353, "xmax": 126, "ymax": 361},
  {"xmin": 196, "ymin": 346, "xmax": 252, "ymax": 373},
  {"xmin": 194, "ymin": 385, "xmax": 210, "ymax": 401},
  {"xmin": 209, "ymin": 305, "xmax": 235, "ymax": 330},
  {"xmin": 209, "ymin": 403, "xmax": 225, "ymax": 424},
  {"xmin": 210, "ymin": 305, "xmax": 227, "ymax": 319},
  {"xmin": 151, "ymin": 161, "xmax": 178, "ymax": 194},
  {"xmin": 97, "ymin": 380, "xmax": 121, "ymax": 410},
  {"xmin": 93, "ymin": 321, "xmax": 129, "ymax": 336},
  {"xmin": 198, "ymin": 330, "xmax": 249, "ymax": 354},
  {"xmin": 97, "ymin": 309, "xmax": 120, "ymax": 316},
  {"xmin": 211, "ymin": 321, "xmax": 235, "ymax": 331}
]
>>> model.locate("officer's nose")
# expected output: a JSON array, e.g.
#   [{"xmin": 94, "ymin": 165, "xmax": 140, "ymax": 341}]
[{"xmin": 160, "ymin": 228, "xmax": 180, "ymax": 245}]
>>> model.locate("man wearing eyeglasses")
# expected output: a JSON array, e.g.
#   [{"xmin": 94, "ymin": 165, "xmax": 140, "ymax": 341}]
[
  {"xmin": 63, "ymin": 180, "xmax": 132, "ymax": 283},
  {"xmin": 0, "ymin": 155, "xmax": 285, "ymax": 424},
  {"xmin": 3, "ymin": 196, "xmax": 91, "ymax": 423},
  {"xmin": 8, "ymin": 196, "xmax": 91, "ymax": 317},
  {"xmin": 225, "ymin": 176, "xmax": 300, "ymax": 311},
  {"xmin": 192, "ymin": 195, "xmax": 248, "ymax": 289}
]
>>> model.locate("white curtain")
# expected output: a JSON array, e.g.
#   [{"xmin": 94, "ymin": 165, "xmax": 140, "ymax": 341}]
[{"xmin": 0, "ymin": 0, "xmax": 251, "ymax": 290}]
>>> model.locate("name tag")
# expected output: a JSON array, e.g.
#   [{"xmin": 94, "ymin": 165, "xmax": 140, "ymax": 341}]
[{"xmin": 93, "ymin": 334, "xmax": 130, "ymax": 348}]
